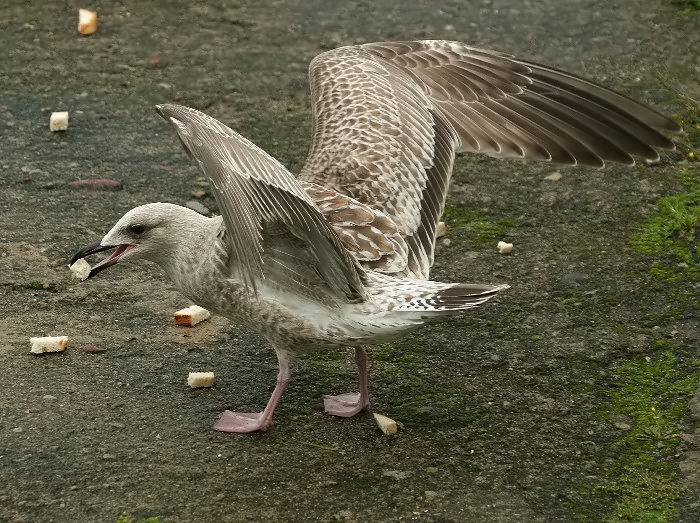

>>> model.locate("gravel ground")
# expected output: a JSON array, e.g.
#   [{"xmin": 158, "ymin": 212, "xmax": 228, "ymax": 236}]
[{"xmin": 1, "ymin": 1, "xmax": 698, "ymax": 521}]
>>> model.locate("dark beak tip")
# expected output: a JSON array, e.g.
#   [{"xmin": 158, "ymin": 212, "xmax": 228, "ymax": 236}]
[{"xmin": 70, "ymin": 238, "xmax": 109, "ymax": 265}]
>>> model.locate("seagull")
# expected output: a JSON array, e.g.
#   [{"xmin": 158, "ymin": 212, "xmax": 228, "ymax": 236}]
[{"xmin": 71, "ymin": 40, "xmax": 679, "ymax": 433}]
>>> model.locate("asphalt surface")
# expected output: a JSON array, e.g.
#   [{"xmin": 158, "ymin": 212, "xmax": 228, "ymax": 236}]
[{"xmin": 1, "ymin": 1, "xmax": 698, "ymax": 521}]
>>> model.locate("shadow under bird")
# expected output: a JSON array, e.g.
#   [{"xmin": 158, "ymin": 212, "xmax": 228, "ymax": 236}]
[{"xmin": 71, "ymin": 40, "xmax": 680, "ymax": 433}]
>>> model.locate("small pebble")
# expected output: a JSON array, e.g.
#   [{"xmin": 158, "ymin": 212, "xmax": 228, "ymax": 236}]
[
  {"xmin": 42, "ymin": 394, "xmax": 57, "ymax": 401},
  {"xmin": 382, "ymin": 470, "xmax": 412, "ymax": 480},
  {"xmin": 544, "ymin": 171, "xmax": 562, "ymax": 181},
  {"xmin": 424, "ymin": 490, "xmax": 439, "ymax": 501},
  {"xmin": 68, "ymin": 179, "xmax": 122, "ymax": 191},
  {"xmin": 81, "ymin": 345, "xmax": 106, "ymax": 353},
  {"xmin": 581, "ymin": 440, "xmax": 598, "ymax": 452},
  {"xmin": 561, "ymin": 272, "xmax": 589, "ymax": 285}
]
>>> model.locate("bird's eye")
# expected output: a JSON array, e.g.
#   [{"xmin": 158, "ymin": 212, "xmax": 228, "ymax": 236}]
[{"xmin": 129, "ymin": 224, "xmax": 146, "ymax": 235}]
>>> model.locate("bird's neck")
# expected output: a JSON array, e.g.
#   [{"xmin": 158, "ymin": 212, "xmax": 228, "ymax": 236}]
[{"xmin": 157, "ymin": 213, "xmax": 222, "ymax": 288}]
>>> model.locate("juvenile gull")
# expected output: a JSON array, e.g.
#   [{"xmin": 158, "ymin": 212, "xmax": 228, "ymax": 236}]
[{"xmin": 71, "ymin": 40, "xmax": 679, "ymax": 433}]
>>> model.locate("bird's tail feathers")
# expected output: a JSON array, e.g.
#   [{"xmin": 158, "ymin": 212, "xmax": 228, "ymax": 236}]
[
  {"xmin": 367, "ymin": 273, "xmax": 509, "ymax": 314},
  {"xmin": 393, "ymin": 283, "xmax": 509, "ymax": 313}
]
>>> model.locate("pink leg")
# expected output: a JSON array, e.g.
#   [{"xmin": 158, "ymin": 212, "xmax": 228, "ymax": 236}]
[
  {"xmin": 324, "ymin": 346, "xmax": 370, "ymax": 417},
  {"xmin": 214, "ymin": 350, "xmax": 291, "ymax": 433}
]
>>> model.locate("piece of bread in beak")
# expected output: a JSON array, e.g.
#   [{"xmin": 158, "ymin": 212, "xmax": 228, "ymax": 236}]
[{"xmin": 69, "ymin": 258, "xmax": 91, "ymax": 281}]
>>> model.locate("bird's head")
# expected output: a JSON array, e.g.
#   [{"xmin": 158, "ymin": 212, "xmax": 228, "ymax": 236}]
[{"xmin": 70, "ymin": 202, "xmax": 206, "ymax": 279}]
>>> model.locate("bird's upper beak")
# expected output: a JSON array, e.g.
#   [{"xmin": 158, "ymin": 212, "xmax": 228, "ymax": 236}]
[{"xmin": 70, "ymin": 239, "xmax": 132, "ymax": 280}]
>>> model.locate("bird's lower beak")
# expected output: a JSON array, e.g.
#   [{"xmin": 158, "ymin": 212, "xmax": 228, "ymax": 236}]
[{"xmin": 70, "ymin": 239, "xmax": 131, "ymax": 280}]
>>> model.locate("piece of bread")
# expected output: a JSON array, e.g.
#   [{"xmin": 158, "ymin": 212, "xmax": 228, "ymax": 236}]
[
  {"xmin": 373, "ymin": 412, "xmax": 398, "ymax": 435},
  {"xmin": 69, "ymin": 258, "xmax": 91, "ymax": 281},
  {"xmin": 174, "ymin": 305, "xmax": 211, "ymax": 327},
  {"xmin": 187, "ymin": 372, "xmax": 215, "ymax": 388},
  {"xmin": 436, "ymin": 221, "xmax": 447, "ymax": 238},
  {"xmin": 49, "ymin": 112, "xmax": 69, "ymax": 132},
  {"xmin": 497, "ymin": 241, "xmax": 513, "ymax": 254},
  {"xmin": 30, "ymin": 336, "xmax": 69, "ymax": 354},
  {"xmin": 78, "ymin": 9, "xmax": 98, "ymax": 35}
]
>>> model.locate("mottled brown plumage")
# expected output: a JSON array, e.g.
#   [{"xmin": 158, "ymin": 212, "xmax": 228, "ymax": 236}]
[
  {"xmin": 73, "ymin": 40, "xmax": 679, "ymax": 433},
  {"xmin": 300, "ymin": 40, "xmax": 678, "ymax": 278}
]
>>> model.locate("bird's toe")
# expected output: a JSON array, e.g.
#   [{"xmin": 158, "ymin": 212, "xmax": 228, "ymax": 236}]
[
  {"xmin": 323, "ymin": 392, "xmax": 368, "ymax": 417},
  {"xmin": 213, "ymin": 410, "xmax": 272, "ymax": 433}
]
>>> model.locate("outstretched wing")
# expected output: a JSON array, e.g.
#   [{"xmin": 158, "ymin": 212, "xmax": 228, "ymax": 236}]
[
  {"xmin": 299, "ymin": 40, "xmax": 679, "ymax": 278},
  {"xmin": 360, "ymin": 41, "xmax": 678, "ymax": 163},
  {"xmin": 300, "ymin": 45, "xmax": 458, "ymax": 278},
  {"xmin": 156, "ymin": 103, "xmax": 365, "ymax": 302}
]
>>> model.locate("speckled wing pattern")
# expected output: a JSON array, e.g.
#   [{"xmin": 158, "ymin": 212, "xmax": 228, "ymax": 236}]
[
  {"xmin": 302, "ymin": 181, "xmax": 410, "ymax": 274},
  {"xmin": 299, "ymin": 40, "xmax": 680, "ymax": 279},
  {"xmin": 156, "ymin": 104, "xmax": 365, "ymax": 302}
]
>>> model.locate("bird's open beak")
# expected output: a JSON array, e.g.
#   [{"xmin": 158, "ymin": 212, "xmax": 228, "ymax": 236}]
[{"xmin": 70, "ymin": 240, "xmax": 132, "ymax": 280}]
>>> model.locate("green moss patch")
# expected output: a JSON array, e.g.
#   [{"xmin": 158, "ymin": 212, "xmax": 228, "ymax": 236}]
[
  {"xmin": 671, "ymin": 0, "xmax": 700, "ymax": 16},
  {"xmin": 592, "ymin": 167, "xmax": 700, "ymax": 521},
  {"xmin": 23, "ymin": 280, "xmax": 56, "ymax": 291},
  {"xmin": 116, "ymin": 514, "xmax": 162, "ymax": 523},
  {"xmin": 630, "ymin": 169, "xmax": 699, "ymax": 286},
  {"xmin": 370, "ymin": 341, "xmax": 488, "ymax": 428},
  {"xmin": 599, "ymin": 341, "xmax": 699, "ymax": 521},
  {"xmin": 442, "ymin": 205, "xmax": 516, "ymax": 244}
]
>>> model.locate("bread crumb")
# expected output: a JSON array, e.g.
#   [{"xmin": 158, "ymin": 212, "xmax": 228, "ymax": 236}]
[
  {"xmin": 373, "ymin": 412, "xmax": 398, "ymax": 435},
  {"xmin": 30, "ymin": 336, "xmax": 68, "ymax": 354},
  {"xmin": 544, "ymin": 171, "xmax": 562, "ymax": 181},
  {"xmin": 497, "ymin": 241, "xmax": 513, "ymax": 254},
  {"xmin": 435, "ymin": 221, "xmax": 447, "ymax": 238},
  {"xmin": 78, "ymin": 8, "xmax": 98, "ymax": 35},
  {"xmin": 174, "ymin": 305, "xmax": 211, "ymax": 327},
  {"xmin": 69, "ymin": 258, "xmax": 91, "ymax": 281},
  {"xmin": 50, "ymin": 112, "xmax": 69, "ymax": 132},
  {"xmin": 187, "ymin": 372, "xmax": 215, "ymax": 388}
]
